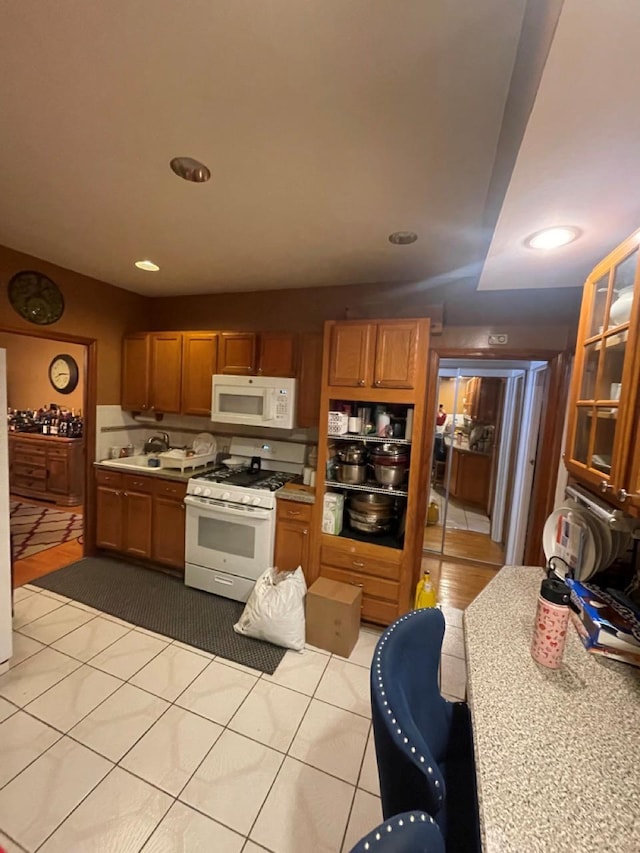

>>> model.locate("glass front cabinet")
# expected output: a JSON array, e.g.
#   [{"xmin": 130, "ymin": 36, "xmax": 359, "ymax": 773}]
[{"xmin": 565, "ymin": 230, "xmax": 640, "ymax": 512}]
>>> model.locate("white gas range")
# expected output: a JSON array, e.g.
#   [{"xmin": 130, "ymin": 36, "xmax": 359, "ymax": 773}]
[{"xmin": 184, "ymin": 438, "xmax": 305, "ymax": 601}]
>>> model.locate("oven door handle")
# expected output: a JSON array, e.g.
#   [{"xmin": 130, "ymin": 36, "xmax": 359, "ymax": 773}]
[{"xmin": 184, "ymin": 495, "xmax": 272, "ymax": 520}]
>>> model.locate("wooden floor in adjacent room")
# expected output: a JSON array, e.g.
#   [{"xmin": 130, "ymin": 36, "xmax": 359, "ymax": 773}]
[
  {"xmin": 12, "ymin": 538, "xmax": 84, "ymax": 587},
  {"xmin": 423, "ymin": 525, "xmax": 506, "ymax": 567},
  {"xmin": 421, "ymin": 553, "xmax": 500, "ymax": 611}
]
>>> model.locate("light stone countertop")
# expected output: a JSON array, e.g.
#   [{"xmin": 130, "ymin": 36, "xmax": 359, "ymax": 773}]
[
  {"xmin": 464, "ymin": 565, "xmax": 640, "ymax": 853},
  {"xmin": 93, "ymin": 460, "xmax": 218, "ymax": 483}
]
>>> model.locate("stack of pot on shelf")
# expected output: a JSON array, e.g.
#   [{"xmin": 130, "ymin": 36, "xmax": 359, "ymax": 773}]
[
  {"xmin": 347, "ymin": 493, "xmax": 396, "ymax": 535},
  {"xmin": 334, "ymin": 442, "xmax": 409, "ymax": 488}
]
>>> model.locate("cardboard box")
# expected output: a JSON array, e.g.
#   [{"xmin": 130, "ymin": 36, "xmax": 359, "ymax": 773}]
[
  {"xmin": 322, "ymin": 492, "xmax": 344, "ymax": 535},
  {"xmin": 306, "ymin": 577, "xmax": 362, "ymax": 657}
]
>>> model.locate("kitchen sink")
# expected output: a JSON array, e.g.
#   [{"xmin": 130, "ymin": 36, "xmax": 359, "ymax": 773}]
[{"xmin": 99, "ymin": 455, "xmax": 158, "ymax": 471}]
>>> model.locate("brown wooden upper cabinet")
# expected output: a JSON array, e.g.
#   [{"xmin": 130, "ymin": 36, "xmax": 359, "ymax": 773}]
[
  {"xmin": 328, "ymin": 320, "xmax": 419, "ymax": 390},
  {"xmin": 122, "ymin": 332, "xmax": 216, "ymax": 415},
  {"xmin": 122, "ymin": 332, "xmax": 181, "ymax": 413},
  {"xmin": 218, "ymin": 332, "xmax": 296, "ymax": 377},
  {"xmin": 565, "ymin": 229, "xmax": 640, "ymax": 512},
  {"xmin": 218, "ymin": 333, "xmax": 257, "ymax": 375},
  {"xmin": 181, "ymin": 333, "xmax": 218, "ymax": 416}
]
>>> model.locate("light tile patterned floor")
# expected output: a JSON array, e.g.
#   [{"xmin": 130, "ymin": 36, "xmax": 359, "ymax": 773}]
[
  {"xmin": 0, "ymin": 584, "xmax": 467, "ymax": 852},
  {"xmin": 429, "ymin": 488, "xmax": 491, "ymax": 534}
]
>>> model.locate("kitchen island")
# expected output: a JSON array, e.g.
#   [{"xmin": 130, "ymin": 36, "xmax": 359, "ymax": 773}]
[{"xmin": 464, "ymin": 565, "xmax": 640, "ymax": 852}]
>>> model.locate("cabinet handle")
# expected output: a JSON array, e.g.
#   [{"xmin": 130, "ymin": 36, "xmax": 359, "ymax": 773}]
[
  {"xmin": 287, "ymin": 510, "xmax": 301, "ymax": 517},
  {"xmin": 257, "ymin": 368, "xmax": 263, "ymax": 375},
  {"xmin": 617, "ymin": 488, "xmax": 629, "ymax": 502},
  {"xmin": 358, "ymin": 380, "xmax": 365, "ymax": 386},
  {"xmin": 181, "ymin": 503, "xmax": 186, "ymax": 510},
  {"xmin": 374, "ymin": 379, "xmax": 381, "ymax": 386},
  {"xmin": 352, "ymin": 560, "xmax": 365, "ymax": 568},
  {"xmin": 303, "ymin": 528, "xmax": 308, "ymax": 535},
  {"xmin": 599, "ymin": 480, "xmax": 613, "ymax": 493},
  {"xmin": 123, "ymin": 491, "xmax": 128, "ymax": 497}
]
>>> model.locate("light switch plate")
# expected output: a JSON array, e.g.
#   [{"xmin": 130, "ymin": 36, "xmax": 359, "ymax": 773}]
[{"xmin": 488, "ymin": 333, "xmax": 508, "ymax": 345}]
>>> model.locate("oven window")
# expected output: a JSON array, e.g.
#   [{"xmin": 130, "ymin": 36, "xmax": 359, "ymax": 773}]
[
  {"xmin": 197, "ymin": 516, "xmax": 255, "ymax": 559},
  {"xmin": 219, "ymin": 393, "xmax": 264, "ymax": 416}
]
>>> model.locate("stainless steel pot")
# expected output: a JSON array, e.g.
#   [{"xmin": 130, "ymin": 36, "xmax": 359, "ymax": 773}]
[
  {"xmin": 350, "ymin": 492, "xmax": 394, "ymax": 512},
  {"xmin": 336, "ymin": 462, "xmax": 367, "ymax": 484},
  {"xmin": 347, "ymin": 509, "xmax": 394, "ymax": 535},
  {"xmin": 372, "ymin": 462, "xmax": 407, "ymax": 487},
  {"xmin": 348, "ymin": 507, "xmax": 395, "ymax": 524},
  {"xmin": 370, "ymin": 442, "xmax": 408, "ymax": 459},
  {"xmin": 336, "ymin": 444, "xmax": 368, "ymax": 464}
]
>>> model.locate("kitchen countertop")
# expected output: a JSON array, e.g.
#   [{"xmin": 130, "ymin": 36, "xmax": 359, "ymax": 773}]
[
  {"xmin": 464, "ymin": 565, "xmax": 640, "ymax": 852},
  {"xmin": 276, "ymin": 482, "xmax": 316, "ymax": 504},
  {"xmin": 93, "ymin": 460, "xmax": 218, "ymax": 483}
]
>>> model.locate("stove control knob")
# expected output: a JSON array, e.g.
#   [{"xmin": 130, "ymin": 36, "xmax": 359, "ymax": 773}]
[
  {"xmin": 241, "ymin": 495, "xmax": 250, "ymax": 504},
  {"xmin": 203, "ymin": 488, "xmax": 212, "ymax": 497},
  {"xmin": 194, "ymin": 486, "xmax": 203, "ymax": 495},
  {"xmin": 222, "ymin": 491, "xmax": 231, "ymax": 501},
  {"xmin": 252, "ymin": 497, "xmax": 261, "ymax": 506}
]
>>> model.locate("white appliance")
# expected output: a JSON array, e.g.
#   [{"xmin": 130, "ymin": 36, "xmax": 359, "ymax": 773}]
[
  {"xmin": 211, "ymin": 375, "xmax": 297, "ymax": 430},
  {"xmin": 184, "ymin": 437, "xmax": 305, "ymax": 601},
  {"xmin": 0, "ymin": 350, "xmax": 13, "ymax": 671}
]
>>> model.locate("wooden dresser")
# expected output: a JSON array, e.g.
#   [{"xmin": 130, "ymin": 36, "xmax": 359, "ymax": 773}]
[{"xmin": 9, "ymin": 434, "xmax": 84, "ymax": 506}]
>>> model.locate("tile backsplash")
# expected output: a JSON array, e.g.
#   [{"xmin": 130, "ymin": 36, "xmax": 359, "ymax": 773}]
[{"xmin": 95, "ymin": 406, "xmax": 317, "ymax": 462}]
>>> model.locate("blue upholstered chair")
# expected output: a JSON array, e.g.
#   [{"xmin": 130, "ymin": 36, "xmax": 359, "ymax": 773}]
[
  {"xmin": 348, "ymin": 811, "xmax": 445, "ymax": 853},
  {"xmin": 370, "ymin": 608, "xmax": 481, "ymax": 852}
]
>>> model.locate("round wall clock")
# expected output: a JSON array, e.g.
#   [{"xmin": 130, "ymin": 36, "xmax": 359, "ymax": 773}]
[
  {"xmin": 48, "ymin": 354, "xmax": 79, "ymax": 395},
  {"xmin": 8, "ymin": 270, "xmax": 65, "ymax": 325}
]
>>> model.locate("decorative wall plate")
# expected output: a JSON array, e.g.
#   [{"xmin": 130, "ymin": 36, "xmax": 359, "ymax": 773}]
[{"xmin": 8, "ymin": 270, "xmax": 64, "ymax": 325}]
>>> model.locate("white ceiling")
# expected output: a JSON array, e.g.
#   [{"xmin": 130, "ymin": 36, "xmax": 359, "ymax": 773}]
[
  {"xmin": 4, "ymin": 1, "xmax": 634, "ymax": 300},
  {"xmin": 0, "ymin": 0, "xmax": 529, "ymax": 296},
  {"xmin": 478, "ymin": 0, "xmax": 640, "ymax": 291}
]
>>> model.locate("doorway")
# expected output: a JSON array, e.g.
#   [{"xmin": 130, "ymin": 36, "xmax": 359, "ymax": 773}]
[
  {"xmin": 1, "ymin": 330, "xmax": 92, "ymax": 586},
  {"xmin": 424, "ymin": 359, "xmax": 547, "ymax": 567}
]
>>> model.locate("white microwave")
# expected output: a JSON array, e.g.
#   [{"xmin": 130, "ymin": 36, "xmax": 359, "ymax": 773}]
[{"xmin": 211, "ymin": 375, "xmax": 297, "ymax": 430}]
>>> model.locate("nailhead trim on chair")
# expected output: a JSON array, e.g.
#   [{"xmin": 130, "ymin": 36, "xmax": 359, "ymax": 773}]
[
  {"xmin": 361, "ymin": 813, "xmax": 436, "ymax": 849},
  {"xmin": 373, "ymin": 610, "xmax": 444, "ymax": 805}
]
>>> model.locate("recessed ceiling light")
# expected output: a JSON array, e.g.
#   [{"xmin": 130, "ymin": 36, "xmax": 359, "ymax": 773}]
[
  {"xmin": 170, "ymin": 156, "xmax": 211, "ymax": 183},
  {"xmin": 134, "ymin": 259, "xmax": 160, "ymax": 272},
  {"xmin": 389, "ymin": 231, "xmax": 418, "ymax": 245},
  {"xmin": 524, "ymin": 226, "xmax": 581, "ymax": 250}
]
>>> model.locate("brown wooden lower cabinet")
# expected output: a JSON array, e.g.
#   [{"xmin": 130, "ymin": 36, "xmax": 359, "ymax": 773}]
[
  {"xmin": 9, "ymin": 434, "xmax": 84, "ymax": 506},
  {"xmin": 317, "ymin": 534, "xmax": 406, "ymax": 625},
  {"xmin": 95, "ymin": 469, "xmax": 186, "ymax": 572},
  {"xmin": 274, "ymin": 499, "xmax": 312, "ymax": 581},
  {"xmin": 448, "ymin": 447, "xmax": 492, "ymax": 511}
]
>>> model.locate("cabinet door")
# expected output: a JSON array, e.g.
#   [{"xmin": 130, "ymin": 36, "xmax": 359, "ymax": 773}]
[
  {"xmin": 121, "ymin": 334, "xmax": 150, "ymax": 411},
  {"xmin": 219, "ymin": 333, "xmax": 257, "ymax": 375},
  {"xmin": 96, "ymin": 486, "xmax": 123, "ymax": 550},
  {"xmin": 122, "ymin": 491, "xmax": 153, "ymax": 559},
  {"xmin": 297, "ymin": 333, "xmax": 323, "ymax": 428},
  {"xmin": 258, "ymin": 333, "xmax": 296, "ymax": 377},
  {"xmin": 476, "ymin": 378, "xmax": 502, "ymax": 424},
  {"xmin": 328, "ymin": 322, "xmax": 373, "ymax": 387},
  {"xmin": 274, "ymin": 519, "xmax": 310, "ymax": 578},
  {"xmin": 373, "ymin": 321, "xmax": 419, "ymax": 389},
  {"xmin": 152, "ymin": 495, "xmax": 186, "ymax": 570},
  {"xmin": 150, "ymin": 333, "xmax": 182, "ymax": 413},
  {"xmin": 47, "ymin": 455, "xmax": 69, "ymax": 495},
  {"xmin": 182, "ymin": 333, "xmax": 218, "ymax": 416}
]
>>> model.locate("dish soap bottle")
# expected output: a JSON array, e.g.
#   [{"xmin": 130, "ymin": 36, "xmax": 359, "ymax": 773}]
[{"xmin": 414, "ymin": 571, "xmax": 437, "ymax": 609}]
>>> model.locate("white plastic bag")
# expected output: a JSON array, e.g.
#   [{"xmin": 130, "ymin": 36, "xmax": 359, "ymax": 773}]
[{"xmin": 233, "ymin": 566, "xmax": 307, "ymax": 651}]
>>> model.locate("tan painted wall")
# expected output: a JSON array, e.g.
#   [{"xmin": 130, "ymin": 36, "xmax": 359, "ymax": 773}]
[
  {"xmin": 0, "ymin": 245, "xmax": 147, "ymax": 404},
  {"xmin": 148, "ymin": 277, "xmax": 582, "ymax": 345},
  {"xmin": 0, "ymin": 333, "xmax": 85, "ymax": 411}
]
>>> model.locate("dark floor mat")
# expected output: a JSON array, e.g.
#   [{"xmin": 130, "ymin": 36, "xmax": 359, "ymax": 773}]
[{"xmin": 33, "ymin": 557, "xmax": 286, "ymax": 674}]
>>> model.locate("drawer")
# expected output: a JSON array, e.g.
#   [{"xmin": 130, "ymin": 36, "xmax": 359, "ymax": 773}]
[
  {"xmin": 122, "ymin": 473, "xmax": 154, "ymax": 493},
  {"xmin": 320, "ymin": 544, "xmax": 401, "ymax": 581},
  {"xmin": 12, "ymin": 475, "xmax": 48, "ymax": 493},
  {"xmin": 95, "ymin": 468, "xmax": 123, "ymax": 486},
  {"xmin": 361, "ymin": 596, "xmax": 398, "ymax": 626},
  {"xmin": 12, "ymin": 463, "xmax": 47, "ymax": 480},
  {"xmin": 12, "ymin": 448, "xmax": 46, "ymax": 464},
  {"xmin": 47, "ymin": 446, "xmax": 68, "ymax": 459},
  {"xmin": 320, "ymin": 564, "xmax": 399, "ymax": 603},
  {"xmin": 276, "ymin": 500, "xmax": 312, "ymax": 523},
  {"xmin": 153, "ymin": 479, "xmax": 187, "ymax": 499}
]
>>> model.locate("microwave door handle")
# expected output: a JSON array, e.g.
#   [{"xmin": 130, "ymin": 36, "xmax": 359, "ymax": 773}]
[{"xmin": 264, "ymin": 388, "xmax": 276, "ymax": 421}]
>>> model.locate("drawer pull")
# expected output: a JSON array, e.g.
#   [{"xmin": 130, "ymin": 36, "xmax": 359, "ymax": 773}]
[
  {"xmin": 352, "ymin": 560, "xmax": 365, "ymax": 568},
  {"xmin": 287, "ymin": 510, "xmax": 301, "ymax": 517}
]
